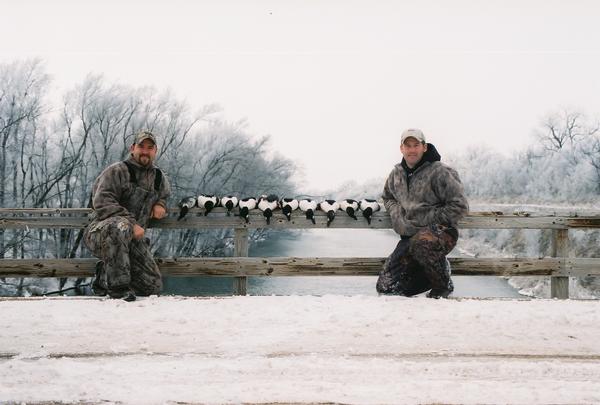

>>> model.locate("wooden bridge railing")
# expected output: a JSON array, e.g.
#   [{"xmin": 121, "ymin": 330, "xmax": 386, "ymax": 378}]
[{"xmin": 2, "ymin": 207, "xmax": 600, "ymax": 298}]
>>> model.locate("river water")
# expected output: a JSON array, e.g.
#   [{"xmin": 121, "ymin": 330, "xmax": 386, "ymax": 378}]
[{"xmin": 163, "ymin": 229, "xmax": 522, "ymax": 298}]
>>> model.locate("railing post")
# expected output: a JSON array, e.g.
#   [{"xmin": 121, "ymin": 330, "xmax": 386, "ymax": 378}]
[
  {"xmin": 551, "ymin": 229, "xmax": 569, "ymax": 299},
  {"xmin": 233, "ymin": 227, "xmax": 249, "ymax": 295}
]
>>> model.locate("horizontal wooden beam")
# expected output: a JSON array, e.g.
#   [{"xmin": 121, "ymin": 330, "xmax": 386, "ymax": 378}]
[
  {"xmin": 0, "ymin": 256, "xmax": 597, "ymax": 278},
  {"xmin": 0, "ymin": 208, "xmax": 91, "ymax": 215},
  {"xmin": 2, "ymin": 207, "xmax": 600, "ymax": 229},
  {"xmin": 0, "ymin": 217, "xmax": 91, "ymax": 229}
]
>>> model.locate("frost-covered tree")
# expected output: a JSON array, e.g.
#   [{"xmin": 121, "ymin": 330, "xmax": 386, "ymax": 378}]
[
  {"xmin": 0, "ymin": 60, "xmax": 299, "ymax": 296},
  {"xmin": 153, "ymin": 119, "xmax": 297, "ymax": 258},
  {"xmin": 0, "ymin": 59, "xmax": 49, "ymax": 258}
]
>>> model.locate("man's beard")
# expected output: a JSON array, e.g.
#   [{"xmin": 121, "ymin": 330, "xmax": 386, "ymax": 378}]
[{"xmin": 136, "ymin": 155, "xmax": 152, "ymax": 167}]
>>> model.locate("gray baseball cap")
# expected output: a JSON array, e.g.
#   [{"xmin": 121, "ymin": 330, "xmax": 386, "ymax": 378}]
[
  {"xmin": 133, "ymin": 130, "xmax": 157, "ymax": 145},
  {"xmin": 401, "ymin": 128, "xmax": 426, "ymax": 144}
]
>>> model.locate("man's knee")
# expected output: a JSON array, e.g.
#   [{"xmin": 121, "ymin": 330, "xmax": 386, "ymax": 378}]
[
  {"xmin": 102, "ymin": 217, "xmax": 134, "ymax": 244},
  {"xmin": 85, "ymin": 216, "xmax": 133, "ymax": 251},
  {"xmin": 410, "ymin": 225, "xmax": 457, "ymax": 256}
]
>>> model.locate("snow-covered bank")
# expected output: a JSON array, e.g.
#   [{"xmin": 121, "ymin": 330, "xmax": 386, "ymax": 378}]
[{"xmin": 1, "ymin": 295, "xmax": 600, "ymax": 404}]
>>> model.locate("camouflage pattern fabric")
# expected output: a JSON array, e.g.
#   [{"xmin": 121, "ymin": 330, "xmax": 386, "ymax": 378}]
[
  {"xmin": 382, "ymin": 144, "xmax": 468, "ymax": 238},
  {"xmin": 85, "ymin": 157, "xmax": 170, "ymax": 296},
  {"xmin": 376, "ymin": 225, "xmax": 457, "ymax": 296},
  {"xmin": 89, "ymin": 158, "xmax": 170, "ymax": 229},
  {"xmin": 83, "ymin": 216, "xmax": 162, "ymax": 296}
]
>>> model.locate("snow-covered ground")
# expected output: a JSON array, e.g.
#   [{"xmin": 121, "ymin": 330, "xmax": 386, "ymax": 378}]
[{"xmin": 2, "ymin": 295, "xmax": 600, "ymax": 404}]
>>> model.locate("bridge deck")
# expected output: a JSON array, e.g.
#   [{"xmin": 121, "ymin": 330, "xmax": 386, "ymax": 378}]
[{"xmin": 1, "ymin": 295, "xmax": 599, "ymax": 404}]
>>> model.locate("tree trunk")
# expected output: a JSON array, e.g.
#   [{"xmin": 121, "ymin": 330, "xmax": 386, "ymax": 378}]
[{"xmin": 0, "ymin": 138, "xmax": 6, "ymax": 258}]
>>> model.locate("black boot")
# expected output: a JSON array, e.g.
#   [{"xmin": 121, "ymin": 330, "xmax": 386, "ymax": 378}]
[
  {"xmin": 427, "ymin": 288, "xmax": 451, "ymax": 299},
  {"xmin": 108, "ymin": 287, "xmax": 137, "ymax": 302},
  {"xmin": 426, "ymin": 258, "xmax": 454, "ymax": 299}
]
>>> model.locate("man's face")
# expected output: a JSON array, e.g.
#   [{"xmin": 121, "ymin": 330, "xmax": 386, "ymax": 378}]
[
  {"xmin": 130, "ymin": 139, "xmax": 157, "ymax": 167},
  {"xmin": 400, "ymin": 137, "xmax": 427, "ymax": 168}
]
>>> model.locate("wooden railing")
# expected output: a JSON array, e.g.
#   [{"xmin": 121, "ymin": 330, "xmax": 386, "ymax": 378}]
[{"xmin": 1, "ymin": 207, "xmax": 600, "ymax": 298}]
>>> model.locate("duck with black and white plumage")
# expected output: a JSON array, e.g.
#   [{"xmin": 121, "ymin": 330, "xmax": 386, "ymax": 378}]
[
  {"xmin": 339, "ymin": 199, "xmax": 359, "ymax": 220},
  {"xmin": 359, "ymin": 199, "xmax": 381, "ymax": 225},
  {"xmin": 220, "ymin": 196, "xmax": 239, "ymax": 216},
  {"xmin": 238, "ymin": 197, "xmax": 257, "ymax": 223},
  {"xmin": 280, "ymin": 197, "xmax": 299, "ymax": 221},
  {"xmin": 258, "ymin": 194, "xmax": 279, "ymax": 225},
  {"xmin": 177, "ymin": 196, "xmax": 197, "ymax": 221},
  {"xmin": 299, "ymin": 198, "xmax": 318, "ymax": 224},
  {"xmin": 318, "ymin": 199, "xmax": 340, "ymax": 227},
  {"xmin": 197, "ymin": 194, "xmax": 219, "ymax": 216}
]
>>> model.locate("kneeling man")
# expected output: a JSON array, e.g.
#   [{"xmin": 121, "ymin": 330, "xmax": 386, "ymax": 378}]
[{"xmin": 376, "ymin": 129, "xmax": 468, "ymax": 298}]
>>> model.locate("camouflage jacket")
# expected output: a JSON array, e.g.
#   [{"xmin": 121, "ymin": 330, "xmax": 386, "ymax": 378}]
[
  {"xmin": 89, "ymin": 157, "xmax": 171, "ymax": 229},
  {"xmin": 382, "ymin": 143, "xmax": 468, "ymax": 237}
]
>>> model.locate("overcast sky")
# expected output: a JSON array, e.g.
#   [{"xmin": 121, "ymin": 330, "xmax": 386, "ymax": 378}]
[{"xmin": 1, "ymin": 0, "xmax": 599, "ymax": 190}]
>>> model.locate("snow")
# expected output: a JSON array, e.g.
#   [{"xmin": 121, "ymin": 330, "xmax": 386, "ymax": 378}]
[{"xmin": 1, "ymin": 295, "xmax": 600, "ymax": 404}]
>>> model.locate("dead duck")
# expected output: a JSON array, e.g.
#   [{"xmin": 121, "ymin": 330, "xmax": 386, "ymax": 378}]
[
  {"xmin": 280, "ymin": 198, "xmax": 299, "ymax": 221},
  {"xmin": 177, "ymin": 196, "xmax": 197, "ymax": 221},
  {"xmin": 220, "ymin": 196, "xmax": 239, "ymax": 216},
  {"xmin": 238, "ymin": 197, "xmax": 257, "ymax": 223},
  {"xmin": 197, "ymin": 194, "xmax": 219, "ymax": 216},
  {"xmin": 258, "ymin": 194, "xmax": 279, "ymax": 225},
  {"xmin": 359, "ymin": 199, "xmax": 381, "ymax": 225},
  {"xmin": 339, "ymin": 199, "xmax": 359, "ymax": 220},
  {"xmin": 318, "ymin": 199, "xmax": 340, "ymax": 227},
  {"xmin": 299, "ymin": 198, "xmax": 318, "ymax": 224}
]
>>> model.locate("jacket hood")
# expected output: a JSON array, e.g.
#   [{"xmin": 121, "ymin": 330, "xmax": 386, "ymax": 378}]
[{"xmin": 399, "ymin": 143, "xmax": 441, "ymax": 168}]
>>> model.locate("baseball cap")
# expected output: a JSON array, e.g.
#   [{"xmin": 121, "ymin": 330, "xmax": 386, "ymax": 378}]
[
  {"xmin": 401, "ymin": 128, "xmax": 426, "ymax": 144},
  {"xmin": 133, "ymin": 130, "xmax": 157, "ymax": 145}
]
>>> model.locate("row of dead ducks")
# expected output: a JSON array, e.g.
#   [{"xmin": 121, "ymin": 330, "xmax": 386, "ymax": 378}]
[{"xmin": 177, "ymin": 195, "xmax": 381, "ymax": 226}]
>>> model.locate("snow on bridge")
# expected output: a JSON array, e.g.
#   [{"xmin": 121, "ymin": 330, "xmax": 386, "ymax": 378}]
[{"xmin": 1, "ymin": 295, "xmax": 600, "ymax": 404}]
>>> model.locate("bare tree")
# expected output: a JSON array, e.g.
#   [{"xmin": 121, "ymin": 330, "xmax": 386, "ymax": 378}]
[
  {"xmin": 0, "ymin": 63, "xmax": 298, "ymax": 295},
  {"xmin": 535, "ymin": 109, "xmax": 598, "ymax": 152},
  {"xmin": 581, "ymin": 129, "xmax": 600, "ymax": 194},
  {"xmin": 0, "ymin": 59, "xmax": 49, "ymax": 257},
  {"xmin": 157, "ymin": 120, "xmax": 297, "ymax": 257}
]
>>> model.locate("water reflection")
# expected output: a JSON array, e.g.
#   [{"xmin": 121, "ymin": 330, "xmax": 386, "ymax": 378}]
[{"xmin": 163, "ymin": 229, "xmax": 521, "ymax": 298}]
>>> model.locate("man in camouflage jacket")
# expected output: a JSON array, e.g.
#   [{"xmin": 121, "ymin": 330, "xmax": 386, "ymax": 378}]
[
  {"xmin": 376, "ymin": 129, "xmax": 468, "ymax": 298},
  {"xmin": 84, "ymin": 130, "xmax": 171, "ymax": 301}
]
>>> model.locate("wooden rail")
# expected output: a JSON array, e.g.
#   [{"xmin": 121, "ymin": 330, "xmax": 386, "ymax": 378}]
[
  {"xmin": 1, "ymin": 207, "xmax": 600, "ymax": 298},
  {"xmin": 0, "ymin": 257, "xmax": 597, "ymax": 278},
  {"xmin": 2, "ymin": 207, "xmax": 600, "ymax": 229}
]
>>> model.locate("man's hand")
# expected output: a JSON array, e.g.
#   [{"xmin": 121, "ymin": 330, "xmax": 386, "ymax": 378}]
[
  {"xmin": 151, "ymin": 204, "xmax": 167, "ymax": 219},
  {"xmin": 133, "ymin": 224, "xmax": 145, "ymax": 240}
]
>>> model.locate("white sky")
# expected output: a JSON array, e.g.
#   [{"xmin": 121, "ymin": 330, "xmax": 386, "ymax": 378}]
[{"xmin": 1, "ymin": 0, "xmax": 600, "ymax": 190}]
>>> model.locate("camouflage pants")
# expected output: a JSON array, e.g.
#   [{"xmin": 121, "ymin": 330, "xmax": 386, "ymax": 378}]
[
  {"xmin": 376, "ymin": 225, "xmax": 457, "ymax": 296},
  {"xmin": 83, "ymin": 216, "xmax": 162, "ymax": 296}
]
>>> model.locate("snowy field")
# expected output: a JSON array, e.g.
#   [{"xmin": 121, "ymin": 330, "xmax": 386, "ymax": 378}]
[{"xmin": 1, "ymin": 295, "xmax": 600, "ymax": 405}]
